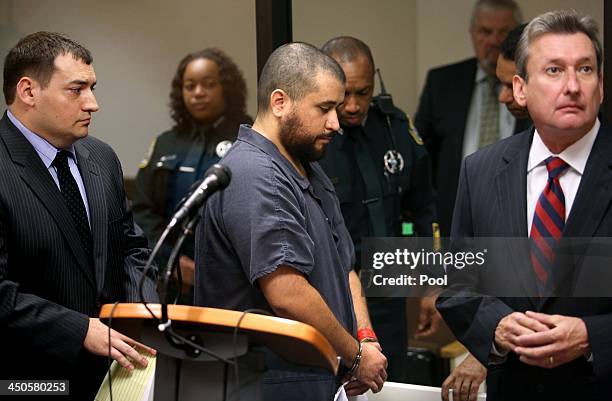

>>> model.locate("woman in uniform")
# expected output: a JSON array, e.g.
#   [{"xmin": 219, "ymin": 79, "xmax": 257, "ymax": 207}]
[{"xmin": 133, "ymin": 48, "xmax": 252, "ymax": 301}]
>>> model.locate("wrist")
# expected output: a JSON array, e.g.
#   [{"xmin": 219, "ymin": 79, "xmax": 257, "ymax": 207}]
[
  {"xmin": 346, "ymin": 339, "xmax": 363, "ymax": 377},
  {"xmin": 357, "ymin": 328, "xmax": 378, "ymax": 343},
  {"xmin": 492, "ymin": 339, "xmax": 509, "ymax": 355}
]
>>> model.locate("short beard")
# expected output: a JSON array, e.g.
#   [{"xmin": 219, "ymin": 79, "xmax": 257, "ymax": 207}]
[{"xmin": 279, "ymin": 111, "xmax": 329, "ymax": 162}]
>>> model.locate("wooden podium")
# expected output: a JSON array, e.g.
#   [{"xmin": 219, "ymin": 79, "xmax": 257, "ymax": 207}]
[{"xmin": 99, "ymin": 303, "xmax": 338, "ymax": 401}]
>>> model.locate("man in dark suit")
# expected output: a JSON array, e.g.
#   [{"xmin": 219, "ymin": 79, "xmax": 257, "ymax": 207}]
[
  {"xmin": 0, "ymin": 32, "xmax": 157, "ymax": 400},
  {"xmin": 437, "ymin": 10, "xmax": 612, "ymax": 400},
  {"xmin": 415, "ymin": 0, "xmax": 527, "ymax": 236},
  {"xmin": 439, "ymin": 23, "xmax": 532, "ymax": 401}
]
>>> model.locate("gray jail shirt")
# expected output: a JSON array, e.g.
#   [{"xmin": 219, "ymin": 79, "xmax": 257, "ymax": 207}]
[{"xmin": 194, "ymin": 125, "xmax": 357, "ymax": 336}]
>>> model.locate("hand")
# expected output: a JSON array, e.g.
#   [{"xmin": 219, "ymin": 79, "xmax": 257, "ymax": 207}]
[
  {"xmin": 83, "ymin": 318, "xmax": 156, "ymax": 371},
  {"xmin": 513, "ymin": 311, "xmax": 590, "ymax": 368},
  {"xmin": 441, "ymin": 354, "xmax": 486, "ymax": 401},
  {"xmin": 344, "ymin": 378, "xmax": 370, "ymax": 396},
  {"xmin": 494, "ymin": 312, "xmax": 550, "ymax": 353},
  {"xmin": 178, "ymin": 255, "xmax": 195, "ymax": 286},
  {"xmin": 414, "ymin": 295, "xmax": 443, "ymax": 339},
  {"xmin": 354, "ymin": 341, "xmax": 388, "ymax": 393}
]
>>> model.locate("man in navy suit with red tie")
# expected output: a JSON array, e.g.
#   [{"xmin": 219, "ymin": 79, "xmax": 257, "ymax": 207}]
[{"xmin": 437, "ymin": 10, "xmax": 612, "ymax": 400}]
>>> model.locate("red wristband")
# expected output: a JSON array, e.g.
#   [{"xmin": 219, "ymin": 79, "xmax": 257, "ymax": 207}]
[{"xmin": 357, "ymin": 328, "xmax": 377, "ymax": 342}]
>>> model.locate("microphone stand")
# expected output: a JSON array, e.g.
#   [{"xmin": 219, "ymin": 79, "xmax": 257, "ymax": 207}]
[
  {"xmin": 140, "ymin": 163, "xmax": 231, "ymax": 329},
  {"xmin": 139, "ymin": 222, "xmax": 173, "ymax": 322},
  {"xmin": 138, "ymin": 193, "xmax": 201, "ymax": 328},
  {"xmin": 158, "ymin": 213, "xmax": 201, "ymax": 331}
]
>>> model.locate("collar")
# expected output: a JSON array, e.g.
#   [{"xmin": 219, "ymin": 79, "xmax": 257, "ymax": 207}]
[
  {"xmin": 474, "ymin": 64, "xmax": 489, "ymax": 84},
  {"xmin": 527, "ymin": 119, "xmax": 600, "ymax": 175},
  {"xmin": 6, "ymin": 109, "xmax": 77, "ymax": 168},
  {"xmin": 236, "ymin": 124, "xmax": 311, "ymax": 190}
]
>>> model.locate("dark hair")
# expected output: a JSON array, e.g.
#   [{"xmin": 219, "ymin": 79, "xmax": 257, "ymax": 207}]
[
  {"xmin": 500, "ymin": 23, "xmax": 527, "ymax": 61},
  {"xmin": 321, "ymin": 36, "xmax": 375, "ymax": 74},
  {"xmin": 170, "ymin": 47, "xmax": 248, "ymax": 134},
  {"xmin": 3, "ymin": 31, "xmax": 92, "ymax": 105},
  {"xmin": 516, "ymin": 10, "xmax": 602, "ymax": 80},
  {"xmin": 256, "ymin": 42, "xmax": 346, "ymax": 114}
]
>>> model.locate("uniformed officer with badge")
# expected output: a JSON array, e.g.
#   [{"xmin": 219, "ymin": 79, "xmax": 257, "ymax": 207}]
[
  {"xmin": 133, "ymin": 48, "xmax": 252, "ymax": 301},
  {"xmin": 320, "ymin": 37, "xmax": 437, "ymax": 382}
]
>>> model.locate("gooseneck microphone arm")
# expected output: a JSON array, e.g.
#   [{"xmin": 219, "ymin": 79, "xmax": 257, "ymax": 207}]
[
  {"xmin": 138, "ymin": 163, "xmax": 232, "ymax": 330},
  {"xmin": 159, "ymin": 214, "xmax": 200, "ymax": 328}
]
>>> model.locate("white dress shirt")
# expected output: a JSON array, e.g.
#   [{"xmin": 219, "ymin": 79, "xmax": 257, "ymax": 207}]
[
  {"xmin": 462, "ymin": 65, "xmax": 516, "ymax": 159},
  {"xmin": 526, "ymin": 119, "xmax": 600, "ymax": 234}
]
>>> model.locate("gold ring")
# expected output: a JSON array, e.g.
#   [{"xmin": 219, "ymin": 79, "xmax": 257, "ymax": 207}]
[{"xmin": 549, "ymin": 356, "xmax": 554, "ymax": 365}]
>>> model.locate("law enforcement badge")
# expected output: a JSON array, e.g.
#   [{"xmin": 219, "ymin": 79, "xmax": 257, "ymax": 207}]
[
  {"xmin": 383, "ymin": 149, "xmax": 404, "ymax": 174},
  {"xmin": 215, "ymin": 140, "xmax": 233, "ymax": 158}
]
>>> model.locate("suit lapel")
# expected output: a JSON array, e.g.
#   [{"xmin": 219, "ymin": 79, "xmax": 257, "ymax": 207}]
[
  {"xmin": 495, "ymin": 130, "xmax": 539, "ymax": 306},
  {"xmin": 75, "ymin": 142, "xmax": 108, "ymax": 292},
  {"xmin": 565, "ymin": 125, "xmax": 612, "ymax": 237},
  {"xmin": 1, "ymin": 115, "xmax": 96, "ymax": 289},
  {"xmin": 548, "ymin": 125, "xmax": 612, "ymax": 298}
]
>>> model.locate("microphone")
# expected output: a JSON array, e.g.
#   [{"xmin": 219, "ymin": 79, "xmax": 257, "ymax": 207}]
[{"xmin": 167, "ymin": 163, "xmax": 231, "ymax": 229}]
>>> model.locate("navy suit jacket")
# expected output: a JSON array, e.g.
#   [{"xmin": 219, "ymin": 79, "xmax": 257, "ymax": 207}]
[
  {"xmin": 415, "ymin": 57, "xmax": 531, "ymax": 236},
  {"xmin": 437, "ymin": 124, "xmax": 612, "ymax": 400},
  {"xmin": 0, "ymin": 113, "xmax": 158, "ymax": 400}
]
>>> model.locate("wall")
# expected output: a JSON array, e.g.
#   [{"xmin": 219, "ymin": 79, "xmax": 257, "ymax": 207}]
[
  {"xmin": 0, "ymin": 0, "xmax": 604, "ymax": 176},
  {"xmin": 415, "ymin": 0, "xmax": 603, "ymax": 114},
  {"xmin": 0, "ymin": 0, "xmax": 257, "ymax": 177},
  {"xmin": 293, "ymin": 0, "xmax": 418, "ymax": 121},
  {"xmin": 296, "ymin": 0, "xmax": 603, "ymax": 118}
]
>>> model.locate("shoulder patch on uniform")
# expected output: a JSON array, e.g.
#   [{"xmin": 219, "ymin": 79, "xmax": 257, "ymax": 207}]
[
  {"xmin": 408, "ymin": 119, "xmax": 424, "ymax": 145},
  {"xmin": 138, "ymin": 137, "xmax": 157, "ymax": 169}
]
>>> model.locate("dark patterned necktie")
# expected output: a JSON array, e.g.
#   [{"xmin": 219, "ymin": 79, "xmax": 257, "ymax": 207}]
[
  {"xmin": 53, "ymin": 150, "xmax": 93, "ymax": 266},
  {"xmin": 529, "ymin": 156, "xmax": 569, "ymax": 294}
]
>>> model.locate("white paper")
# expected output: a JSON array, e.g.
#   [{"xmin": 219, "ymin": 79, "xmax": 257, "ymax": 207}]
[
  {"xmin": 335, "ymin": 384, "xmax": 368, "ymax": 401},
  {"xmin": 334, "ymin": 385, "xmax": 349, "ymax": 401}
]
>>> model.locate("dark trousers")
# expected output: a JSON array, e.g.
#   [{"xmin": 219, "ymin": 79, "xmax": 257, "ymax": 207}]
[
  {"xmin": 368, "ymin": 297, "xmax": 407, "ymax": 382},
  {"xmin": 262, "ymin": 349, "xmax": 339, "ymax": 401},
  {"xmin": 486, "ymin": 356, "xmax": 605, "ymax": 401},
  {"xmin": 264, "ymin": 369, "xmax": 338, "ymax": 401}
]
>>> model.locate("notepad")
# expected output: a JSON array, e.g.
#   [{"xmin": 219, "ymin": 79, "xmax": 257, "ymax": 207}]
[{"xmin": 94, "ymin": 351, "xmax": 156, "ymax": 401}]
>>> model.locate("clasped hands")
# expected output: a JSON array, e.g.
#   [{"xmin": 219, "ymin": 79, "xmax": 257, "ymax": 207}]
[
  {"xmin": 495, "ymin": 311, "xmax": 590, "ymax": 368},
  {"xmin": 343, "ymin": 341, "xmax": 388, "ymax": 396}
]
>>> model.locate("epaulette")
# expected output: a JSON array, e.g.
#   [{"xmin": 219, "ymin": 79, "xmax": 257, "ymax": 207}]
[
  {"xmin": 138, "ymin": 137, "xmax": 157, "ymax": 169},
  {"xmin": 407, "ymin": 118, "xmax": 424, "ymax": 145}
]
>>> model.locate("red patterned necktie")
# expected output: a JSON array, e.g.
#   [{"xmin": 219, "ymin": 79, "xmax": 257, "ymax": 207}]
[{"xmin": 529, "ymin": 156, "xmax": 569, "ymax": 294}]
